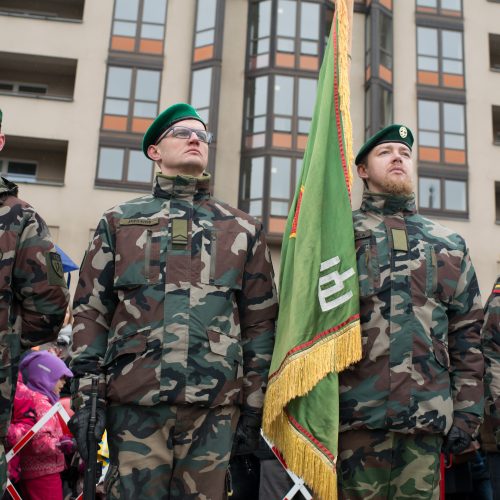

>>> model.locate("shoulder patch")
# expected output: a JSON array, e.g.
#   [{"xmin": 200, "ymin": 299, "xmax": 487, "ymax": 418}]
[
  {"xmin": 493, "ymin": 279, "xmax": 500, "ymax": 295},
  {"xmin": 46, "ymin": 252, "xmax": 67, "ymax": 287}
]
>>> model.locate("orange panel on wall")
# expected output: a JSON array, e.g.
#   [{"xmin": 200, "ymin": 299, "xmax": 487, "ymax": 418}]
[
  {"xmin": 379, "ymin": 65, "xmax": 393, "ymax": 84},
  {"xmin": 102, "ymin": 115, "xmax": 128, "ymax": 131},
  {"xmin": 297, "ymin": 135, "xmax": 308, "ymax": 150},
  {"xmin": 272, "ymin": 133, "xmax": 292, "ymax": 148},
  {"xmin": 194, "ymin": 45, "xmax": 214, "ymax": 62},
  {"xmin": 379, "ymin": 0, "xmax": 392, "ymax": 10},
  {"xmin": 139, "ymin": 39, "xmax": 163, "ymax": 54},
  {"xmin": 418, "ymin": 71, "xmax": 439, "ymax": 86},
  {"xmin": 269, "ymin": 217, "xmax": 287, "ymax": 234},
  {"xmin": 442, "ymin": 74, "xmax": 464, "ymax": 88},
  {"xmin": 419, "ymin": 146, "xmax": 440, "ymax": 162},
  {"xmin": 111, "ymin": 36, "xmax": 135, "ymax": 52},
  {"xmin": 276, "ymin": 52, "xmax": 295, "ymax": 68},
  {"xmin": 444, "ymin": 149, "xmax": 466, "ymax": 164},
  {"xmin": 132, "ymin": 117, "xmax": 153, "ymax": 133},
  {"xmin": 299, "ymin": 55, "xmax": 318, "ymax": 71}
]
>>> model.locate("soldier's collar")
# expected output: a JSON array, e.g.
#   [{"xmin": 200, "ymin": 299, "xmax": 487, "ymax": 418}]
[
  {"xmin": 153, "ymin": 172, "xmax": 211, "ymax": 199},
  {"xmin": 360, "ymin": 191, "xmax": 417, "ymax": 216}
]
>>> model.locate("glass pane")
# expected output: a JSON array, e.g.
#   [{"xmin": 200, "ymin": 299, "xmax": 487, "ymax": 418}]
[
  {"xmin": 143, "ymin": 0, "xmax": 167, "ymax": 22},
  {"xmin": 295, "ymin": 158, "xmax": 303, "ymax": 188},
  {"xmin": 197, "ymin": 108, "xmax": 209, "ymax": 123},
  {"xmin": 419, "ymin": 131, "xmax": 440, "ymax": 147},
  {"xmin": 254, "ymin": 76, "xmax": 268, "ymax": 116},
  {"xmin": 249, "ymin": 200, "xmax": 263, "ymax": 217},
  {"xmin": 274, "ymin": 117, "xmax": 292, "ymax": 132},
  {"xmin": 133, "ymin": 101, "xmax": 157, "ymax": 118},
  {"xmin": 300, "ymin": 40, "xmax": 318, "ymax": 55},
  {"xmin": 135, "ymin": 70, "xmax": 160, "ymax": 100},
  {"xmin": 417, "ymin": 27, "xmax": 438, "ymax": 56},
  {"xmin": 442, "ymin": 59, "xmax": 463, "ymax": 74},
  {"xmin": 141, "ymin": 24, "xmax": 164, "ymax": 40},
  {"xmin": 444, "ymin": 133, "xmax": 465, "ymax": 149},
  {"xmin": 270, "ymin": 157, "xmax": 291, "ymax": 198},
  {"xmin": 298, "ymin": 78, "xmax": 317, "ymax": 118},
  {"xmin": 277, "ymin": 38, "xmax": 295, "ymax": 52},
  {"xmin": 418, "ymin": 56, "xmax": 438, "ymax": 71},
  {"xmin": 300, "ymin": 2, "xmax": 320, "ymax": 41},
  {"xmin": 105, "ymin": 98, "xmax": 129, "ymax": 115},
  {"xmin": 419, "ymin": 177, "xmax": 441, "ymax": 209},
  {"xmin": 106, "ymin": 67, "xmax": 132, "ymax": 98},
  {"xmin": 196, "ymin": 0, "xmax": 217, "ymax": 32},
  {"xmin": 445, "ymin": 180, "xmax": 466, "ymax": 211},
  {"xmin": 442, "ymin": 0, "xmax": 461, "ymax": 12},
  {"xmin": 113, "ymin": 21, "xmax": 136, "ymax": 37},
  {"xmin": 298, "ymin": 118, "xmax": 311, "ymax": 134},
  {"xmin": 274, "ymin": 76, "xmax": 294, "ymax": 115},
  {"xmin": 271, "ymin": 201, "xmax": 290, "ymax": 216},
  {"xmin": 115, "ymin": 0, "xmax": 139, "ymax": 20},
  {"xmin": 380, "ymin": 88, "xmax": 393, "ymax": 127},
  {"xmin": 277, "ymin": 0, "xmax": 297, "ymax": 38},
  {"xmin": 418, "ymin": 100, "xmax": 439, "ymax": 131},
  {"xmin": 98, "ymin": 148, "xmax": 124, "ymax": 180},
  {"xmin": 442, "ymin": 30, "xmax": 462, "ymax": 60},
  {"xmin": 191, "ymin": 67, "xmax": 212, "ymax": 109},
  {"xmin": 417, "ymin": 0, "xmax": 437, "ymax": 6},
  {"xmin": 128, "ymin": 150, "xmax": 154, "ymax": 183},
  {"xmin": 443, "ymin": 103, "xmax": 464, "ymax": 133},
  {"xmin": 195, "ymin": 29, "xmax": 215, "ymax": 47},
  {"xmin": 250, "ymin": 157, "xmax": 264, "ymax": 199}
]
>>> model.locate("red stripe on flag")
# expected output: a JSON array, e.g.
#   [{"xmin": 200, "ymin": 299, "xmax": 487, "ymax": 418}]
[
  {"xmin": 290, "ymin": 186, "xmax": 305, "ymax": 238},
  {"xmin": 12, "ymin": 429, "xmax": 35, "ymax": 454}
]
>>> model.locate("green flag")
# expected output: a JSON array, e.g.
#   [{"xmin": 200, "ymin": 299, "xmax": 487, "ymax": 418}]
[{"xmin": 262, "ymin": 1, "xmax": 361, "ymax": 498}]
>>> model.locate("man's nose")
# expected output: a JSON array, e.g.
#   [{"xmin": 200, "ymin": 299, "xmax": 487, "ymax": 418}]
[{"xmin": 188, "ymin": 131, "xmax": 200, "ymax": 143}]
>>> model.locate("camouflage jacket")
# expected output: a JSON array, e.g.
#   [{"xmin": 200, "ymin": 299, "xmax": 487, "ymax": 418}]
[
  {"xmin": 482, "ymin": 276, "xmax": 500, "ymax": 439},
  {"xmin": 70, "ymin": 173, "xmax": 277, "ymax": 413},
  {"xmin": 339, "ymin": 191, "xmax": 484, "ymax": 437},
  {"xmin": 0, "ymin": 176, "xmax": 69, "ymax": 437}
]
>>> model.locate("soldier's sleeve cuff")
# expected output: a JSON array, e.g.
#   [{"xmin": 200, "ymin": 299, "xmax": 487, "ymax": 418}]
[
  {"xmin": 71, "ymin": 374, "xmax": 106, "ymax": 410},
  {"xmin": 453, "ymin": 412, "xmax": 482, "ymax": 438}
]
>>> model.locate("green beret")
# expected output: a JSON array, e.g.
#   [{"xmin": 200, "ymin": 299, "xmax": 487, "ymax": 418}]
[
  {"xmin": 355, "ymin": 124, "xmax": 414, "ymax": 165},
  {"xmin": 142, "ymin": 103, "xmax": 206, "ymax": 159}
]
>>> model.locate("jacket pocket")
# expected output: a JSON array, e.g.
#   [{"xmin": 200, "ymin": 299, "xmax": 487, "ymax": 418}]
[
  {"xmin": 432, "ymin": 337, "xmax": 450, "ymax": 371},
  {"xmin": 200, "ymin": 229, "xmax": 246, "ymax": 289},
  {"xmin": 207, "ymin": 329, "xmax": 243, "ymax": 365},
  {"xmin": 114, "ymin": 220, "xmax": 164, "ymax": 288},
  {"xmin": 355, "ymin": 230, "xmax": 380, "ymax": 297}
]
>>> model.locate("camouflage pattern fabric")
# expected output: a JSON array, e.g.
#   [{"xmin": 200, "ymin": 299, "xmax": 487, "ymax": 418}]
[
  {"xmin": 481, "ymin": 276, "xmax": 500, "ymax": 449},
  {"xmin": 103, "ymin": 403, "xmax": 239, "ymax": 499},
  {"xmin": 339, "ymin": 191, "xmax": 484, "ymax": 438},
  {"xmin": 0, "ymin": 176, "xmax": 69, "ymax": 491},
  {"xmin": 337, "ymin": 429, "xmax": 442, "ymax": 500}
]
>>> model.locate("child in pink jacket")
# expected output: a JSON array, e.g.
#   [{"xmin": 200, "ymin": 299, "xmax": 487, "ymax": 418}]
[{"xmin": 7, "ymin": 351, "xmax": 74, "ymax": 500}]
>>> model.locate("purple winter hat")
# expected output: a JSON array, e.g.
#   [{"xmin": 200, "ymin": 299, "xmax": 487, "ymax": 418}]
[{"xmin": 20, "ymin": 350, "xmax": 73, "ymax": 404}]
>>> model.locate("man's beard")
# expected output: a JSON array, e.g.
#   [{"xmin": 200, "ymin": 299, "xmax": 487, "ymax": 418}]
[{"xmin": 380, "ymin": 175, "xmax": 414, "ymax": 196}]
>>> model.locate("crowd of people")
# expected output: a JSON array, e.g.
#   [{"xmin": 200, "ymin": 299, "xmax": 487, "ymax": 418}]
[{"xmin": 1, "ymin": 100, "xmax": 500, "ymax": 500}]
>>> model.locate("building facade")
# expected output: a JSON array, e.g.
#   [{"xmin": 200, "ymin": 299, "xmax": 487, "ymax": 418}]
[{"xmin": 0, "ymin": 0, "xmax": 499, "ymax": 297}]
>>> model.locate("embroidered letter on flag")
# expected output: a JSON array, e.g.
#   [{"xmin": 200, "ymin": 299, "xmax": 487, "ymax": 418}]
[{"xmin": 262, "ymin": 1, "xmax": 362, "ymax": 499}]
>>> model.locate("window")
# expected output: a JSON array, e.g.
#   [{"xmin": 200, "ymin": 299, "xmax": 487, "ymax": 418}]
[
  {"xmin": 418, "ymin": 99, "xmax": 466, "ymax": 164},
  {"xmin": 495, "ymin": 182, "xmax": 500, "ymax": 223},
  {"xmin": 190, "ymin": 68, "xmax": 213, "ymax": 125},
  {"xmin": 102, "ymin": 66, "xmax": 161, "ymax": 134},
  {"xmin": 379, "ymin": 11, "xmax": 393, "ymax": 72},
  {"xmin": 419, "ymin": 176, "xmax": 467, "ymax": 213},
  {"xmin": 493, "ymin": 106, "xmax": 500, "ymax": 145},
  {"xmin": 111, "ymin": 0, "xmax": 168, "ymax": 55},
  {"xmin": 96, "ymin": 147, "xmax": 155, "ymax": 188},
  {"xmin": 0, "ymin": 160, "xmax": 37, "ymax": 183},
  {"xmin": 0, "ymin": 81, "xmax": 47, "ymax": 96},
  {"xmin": 417, "ymin": 27, "xmax": 464, "ymax": 88},
  {"xmin": 490, "ymin": 34, "xmax": 500, "ymax": 70},
  {"xmin": 194, "ymin": 0, "xmax": 217, "ymax": 61},
  {"xmin": 0, "ymin": 0, "xmax": 85, "ymax": 21},
  {"xmin": 416, "ymin": 0, "xmax": 462, "ymax": 16},
  {"xmin": 249, "ymin": 0, "xmax": 272, "ymax": 69}
]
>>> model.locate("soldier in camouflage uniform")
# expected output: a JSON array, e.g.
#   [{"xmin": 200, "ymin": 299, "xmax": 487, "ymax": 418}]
[
  {"xmin": 337, "ymin": 124, "xmax": 484, "ymax": 500},
  {"xmin": 0, "ymin": 109, "xmax": 70, "ymax": 493},
  {"xmin": 69, "ymin": 103, "xmax": 277, "ymax": 499},
  {"xmin": 481, "ymin": 276, "xmax": 500, "ymax": 499}
]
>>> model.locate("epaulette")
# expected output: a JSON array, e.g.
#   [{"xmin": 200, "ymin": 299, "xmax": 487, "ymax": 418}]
[{"xmin": 493, "ymin": 276, "xmax": 500, "ymax": 295}]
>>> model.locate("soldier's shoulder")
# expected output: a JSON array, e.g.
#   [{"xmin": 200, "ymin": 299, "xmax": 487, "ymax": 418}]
[
  {"xmin": 102, "ymin": 194, "xmax": 156, "ymax": 220},
  {"xmin": 412, "ymin": 214, "xmax": 467, "ymax": 250},
  {"xmin": 209, "ymin": 197, "xmax": 263, "ymax": 232}
]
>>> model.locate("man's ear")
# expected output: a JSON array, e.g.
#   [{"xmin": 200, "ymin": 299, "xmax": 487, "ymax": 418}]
[
  {"xmin": 147, "ymin": 145, "xmax": 160, "ymax": 161},
  {"xmin": 357, "ymin": 163, "xmax": 368, "ymax": 180},
  {"xmin": 0, "ymin": 134, "xmax": 5, "ymax": 152}
]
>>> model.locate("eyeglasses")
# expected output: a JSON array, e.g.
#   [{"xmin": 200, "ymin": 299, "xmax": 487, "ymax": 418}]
[{"xmin": 156, "ymin": 126, "xmax": 213, "ymax": 145}]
